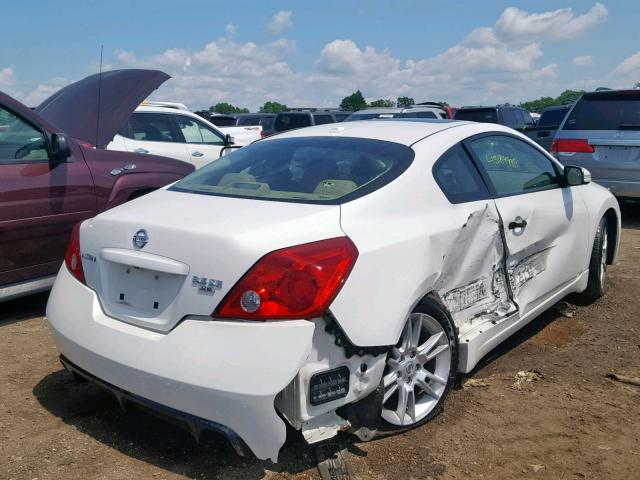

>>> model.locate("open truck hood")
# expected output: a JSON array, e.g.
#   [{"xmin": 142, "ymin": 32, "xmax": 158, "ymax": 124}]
[{"xmin": 35, "ymin": 69, "xmax": 170, "ymax": 149}]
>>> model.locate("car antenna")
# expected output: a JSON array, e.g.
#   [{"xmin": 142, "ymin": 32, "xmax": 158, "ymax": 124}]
[{"xmin": 95, "ymin": 44, "xmax": 103, "ymax": 148}]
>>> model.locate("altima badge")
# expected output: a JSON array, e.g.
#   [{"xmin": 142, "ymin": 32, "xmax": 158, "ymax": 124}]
[
  {"xmin": 133, "ymin": 229, "xmax": 148, "ymax": 249},
  {"xmin": 192, "ymin": 276, "xmax": 223, "ymax": 295}
]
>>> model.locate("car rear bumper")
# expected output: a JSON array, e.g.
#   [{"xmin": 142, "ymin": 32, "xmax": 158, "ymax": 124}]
[
  {"xmin": 46, "ymin": 265, "xmax": 315, "ymax": 462},
  {"xmin": 595, "ymin": 178, "xmax": 640, "ymax": 198}
]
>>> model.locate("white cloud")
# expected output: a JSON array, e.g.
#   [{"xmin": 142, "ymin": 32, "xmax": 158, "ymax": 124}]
[
  {"xmin": 267, "ymin": 10, "xmax": 293, "ymax": 34},
  {"xmin": 0, "ymin": 67, "xmax": 16, "ymax": 90},
  {"xmin": 225, "ymin": 23, "xmax": 236, "ymax": 34},
  {"xmin": 11, "ymin": 3, "xmax": 610, "ymax": 110},
  {"xmin": 572, "ymin": 55, "xmax": 594, "ymax": 66},
  {"xmin": 494, "ymin": 2, "xmax": 607, "ymax": 41},
  {"xmin": 22, "ymin": 77, "xmax": 69, "ymax": 107},
  {"xmin": 614, "ymin": 51, "xmax": 640, "ymax": 75}
]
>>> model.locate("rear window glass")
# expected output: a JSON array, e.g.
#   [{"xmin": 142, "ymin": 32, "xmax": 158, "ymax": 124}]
[
  {"xmin": 237, "ymin": 116, "xmax": 260, "ymax": 126},
  {"xmin": 565, "ymin": 93, "xmax": 640, "ymax": 130},
  {"xmin": 401, "ymin": 111, "xmax": 437, "ymax": 119},
  {"xmin": 454, "ymin": 109, "xmax": 498, "ymax": 123},
  {"xmin": 537, "ymin": 107, "xmax": 569, "ymax": 127},
  {"xmin": 314, "ymin": 114, "xmax": 334, "ymax": 125},
  {"xmin": 345, "ymin": 113, "xmax": 400, "ymax": 121},
  {"xmin": 170, "ymin": 137, "xmax": 414, "ymax": 204},
  {"xmin": 260, "ymin": 116, "xmax": 275, "ymax": 129},
  {"xmin": 208, "ymin": 116, "xmax": 237, "ymax": 127},
  {"xmin": 275, "ymin": 113, "xmax": 311, "ymax": 131}
]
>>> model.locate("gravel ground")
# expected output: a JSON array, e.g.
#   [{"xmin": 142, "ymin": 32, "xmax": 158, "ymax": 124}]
[{"xmin": 1, "ymin": 202, "xmax": 639, "ymax": 480}]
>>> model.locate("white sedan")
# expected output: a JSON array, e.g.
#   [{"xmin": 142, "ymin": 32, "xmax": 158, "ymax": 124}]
[{"xmin": 46, "ymin": 120, "xmax": 620, "ymax": 462}]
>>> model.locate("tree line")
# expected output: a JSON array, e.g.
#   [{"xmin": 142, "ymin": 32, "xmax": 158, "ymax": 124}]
[
  {"xmin": 208, "ymin": 93, "xmax": 430, "ymax": 114},
  {"xmin": 209, "ymin": 86, "xmax": 637, "ymax": 115}
]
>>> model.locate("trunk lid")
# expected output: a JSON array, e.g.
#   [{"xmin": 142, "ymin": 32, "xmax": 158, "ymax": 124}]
[
  {"xmin": 79, "ymin": 189, "xmax": 343, "ymax": 331},
  {"xmin": 36, "ymin": 69, "xmax": 170, "ymax": 148}
]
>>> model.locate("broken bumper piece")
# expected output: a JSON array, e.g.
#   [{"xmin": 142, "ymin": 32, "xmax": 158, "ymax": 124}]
[{"xmin": 46, "ymin": 265, "xmax": 315, "ymax": 462}]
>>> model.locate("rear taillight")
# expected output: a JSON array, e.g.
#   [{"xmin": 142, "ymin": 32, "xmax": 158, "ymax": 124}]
[
  {"xmin": 551, "ymin": 138, "xmax": 594, "ymax": 155},
  {"xmin": 64, "ymin": 223, "xmax": 85, "ymax": 284},
  {"xmin": 214, "ymin": 237, "xmax": 358, "ymax": 320}
]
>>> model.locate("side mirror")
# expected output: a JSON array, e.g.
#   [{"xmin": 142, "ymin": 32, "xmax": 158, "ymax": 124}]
[
  {"xmin": 49, "ymin": 133, "xmax": 71, "ymax": 162},
  {"xmin": 564, "ymin": 165, "xmax": 591, "ymax": 186},
  {"xmin": 224, "ymin": 134, "xmax": 235, "ymax": 146},
  {"xmin": 219, "ymin": 145, "xmax": 242, "ymax": 157}
]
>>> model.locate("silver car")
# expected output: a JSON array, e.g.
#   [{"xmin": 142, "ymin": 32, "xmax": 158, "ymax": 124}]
[{"xmin": 552, "ymin": 90, "xmax": 640, "ymax": 198}]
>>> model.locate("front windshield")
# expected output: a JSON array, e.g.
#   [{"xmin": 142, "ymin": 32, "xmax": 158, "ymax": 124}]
[{"xmin": 171, "ymin": 136, "xmax": 414, "ymax": 204}]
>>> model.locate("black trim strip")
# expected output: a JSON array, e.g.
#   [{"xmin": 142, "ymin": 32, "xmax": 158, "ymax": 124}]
[{"xmin": 59, "ymin": 355, "xmax": 251, "ymax": 457}]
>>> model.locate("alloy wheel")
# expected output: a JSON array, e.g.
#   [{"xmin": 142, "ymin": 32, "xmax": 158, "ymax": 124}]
[{"xmin": 381, "ymin": 312, "xmax": 452, "ymax": 426}]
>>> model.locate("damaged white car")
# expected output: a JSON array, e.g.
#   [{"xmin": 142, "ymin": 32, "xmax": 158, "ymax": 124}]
[{"xmin": 46, "ymin": 120, "xmax": 620, "ymax": 461}]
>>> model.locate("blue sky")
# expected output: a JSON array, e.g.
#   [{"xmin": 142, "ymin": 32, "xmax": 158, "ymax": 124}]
[{"xmin": 1, "ymin": 1, "xmax": 639, "ymax": 109}]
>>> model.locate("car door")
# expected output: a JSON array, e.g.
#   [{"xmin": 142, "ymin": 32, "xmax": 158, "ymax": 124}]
[
  {"xmin": 431, "ymin": 143, "xmax": 516, "ymax": 325},
  {"xmin": 174, "ymin": 115, "xmax": 226, "ymax": 168},
  {"xmin": 0, "ymin": 103, "xmax": 95, "ymax": 287},
  {"xmin": 118, "ymin": 112, "xmax": 190, "ymax": 162},
  {"xmin": 465, "ymin": 133, "xmax": 589, "ymax": 316}
]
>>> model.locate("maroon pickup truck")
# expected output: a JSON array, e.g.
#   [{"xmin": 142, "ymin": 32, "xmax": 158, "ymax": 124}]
[{"xmin": 0, "ymin": 70, "xmax": 194, "ymax": 301}]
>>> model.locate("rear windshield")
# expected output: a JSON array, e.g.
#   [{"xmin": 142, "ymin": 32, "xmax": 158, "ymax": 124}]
[
  {"xmin": 260, "ymin": 117, "xmax": 275, "ymax": 129},
  {"xmin": 537, "ymin": 107, "xmax": 570, "ymax": 127},
  {"xmin": 209, "ymin": 116, "xmax": 237, "ymax": 127},
  {"xmin": 274, "ymin": 113, "xmax": 311, "ymax": 131},
  {"xmin": 401, "ymin": 111, "xmax": 437, "ymax": 119},
  {"xmin": 345, "ymin": 112, "xmax": 400, "ymax": 121},
  {"xmin": 237, "ymin": 116, "xmax": 260, "ymax": 126},
  {"xmin": 454, "ymin": 109, "xmax": 498, "ymax": 123},
  {"xmin": 564, "ymin": 92, "xmax": 640, "ymax": 130},
  {"xmin": 170, "ymin": 137, "xmax": 414, "ymax": 204}
]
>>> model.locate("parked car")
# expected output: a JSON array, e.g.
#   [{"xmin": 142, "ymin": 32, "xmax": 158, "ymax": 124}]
[
  {"xmin": 195, "ymin": 112, "xmax": 279, "ymax": 137},
  {"xmin": 47, "ymin": 119, "xmax": 619, "ymax": 462},
  {"xmin": 0, "ymin": 70, "xmax": 194, "ymax": 302},
  {"xmin": 196, "ymin": 112, "xmax": 239, "ymax": 127},
  {"xmin": 273, "ymin": 109, "xmax": 343, "ymax": 133},
  {"xmin": 345, "ymin": 106, "xmax": 447, "ymax": 121},
  {"xmin": 454, "ymin": 105, "xmax": 535, "ymax": 131},
  {"xmin": 108, "ymin": 104, "xmax": 245, "ymax": 169},
  {"xmin": 552, "ymin": 90, "xmax": 640, "ymax": 199},
  {"xmin": 523, "ymin": 105, "xmax": 572, "ymax": 151}
]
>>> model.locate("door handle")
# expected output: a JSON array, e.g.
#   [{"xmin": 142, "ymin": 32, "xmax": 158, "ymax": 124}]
[
  {"xmin": 191, "ymin": 151, "xmax": 204, "ymax": 157},
  {"xmin": 508, "ymin": 217, "xmax": 528, "ymax": 230},
  {"xmin": 134, "ymin": 148, "xmax": 149, "ymax": 154}
]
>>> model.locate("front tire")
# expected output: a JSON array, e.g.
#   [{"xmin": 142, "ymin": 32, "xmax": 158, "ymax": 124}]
[
  {"xmin": 379, "ymin": 298, "xmax": 458, "ymax": 432},
  {"xmin": 577, "ymin": 216, "xmax": 609, "ymax": 303}
]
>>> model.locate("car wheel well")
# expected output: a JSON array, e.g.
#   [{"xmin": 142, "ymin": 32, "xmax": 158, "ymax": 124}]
[{"xmin": 603, "ymin": 208, "xmax": 617, "ymax": 264}]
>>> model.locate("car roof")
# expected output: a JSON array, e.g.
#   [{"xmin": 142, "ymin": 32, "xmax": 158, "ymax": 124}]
[
  {"xmin": 236, "ymin": 112, "xmax": 275, "ymax": 117},
  {"xmin": 133, "ymin": 105, "xmax": 223, "ymax": 131},
  {"xmin": 265, "ymin": 119, "xmax": 474, "ymax": 146}
]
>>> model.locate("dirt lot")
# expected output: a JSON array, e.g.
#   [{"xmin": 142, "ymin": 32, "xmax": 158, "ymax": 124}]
[{"xmin": 2, "ymin": 203, "xmax": 639, "ymax": 480}]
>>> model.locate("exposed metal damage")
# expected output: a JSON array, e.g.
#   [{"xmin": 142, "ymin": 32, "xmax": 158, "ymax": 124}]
[
  {"xmin": 434, "ymin": 204, "xmax": 513, "ymax": 326},
  {"xmin": 508, "ymin": 247, "xmax": 553, "ymax": 292},
  {"xmin": 435, "ymin": 204, "xmax": 551, "ymax": 328}
]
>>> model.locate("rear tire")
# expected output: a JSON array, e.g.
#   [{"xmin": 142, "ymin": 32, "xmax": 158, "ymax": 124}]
[
  {"xmin": 378, "ymin": 297, "xmax": 458, "ymax": 434},
  {"xmin": 576, "ymin": 216, "xmax": 608, "ymax": 303}
]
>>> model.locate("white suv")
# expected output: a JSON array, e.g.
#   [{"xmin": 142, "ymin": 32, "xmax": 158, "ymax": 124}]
[{"xmin": 107, "ymin": 105, "xmax": 237, "ymax": 169}]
